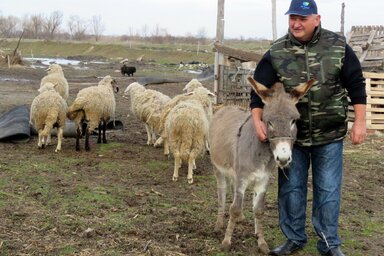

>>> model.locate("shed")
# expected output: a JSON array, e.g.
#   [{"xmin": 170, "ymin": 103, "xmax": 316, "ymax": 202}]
[{"xmin": 347, "ymin": 25, "xmax": 384, "ymax": 71}]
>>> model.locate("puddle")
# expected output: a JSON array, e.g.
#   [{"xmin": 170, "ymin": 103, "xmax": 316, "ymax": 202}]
[
  {"xmin": 25, "ymin": 57, "xmax": 81, "ymax": 66},
  {"xmin": 0, "ymin": 77, "xmax": 31, "ymax": 82}
]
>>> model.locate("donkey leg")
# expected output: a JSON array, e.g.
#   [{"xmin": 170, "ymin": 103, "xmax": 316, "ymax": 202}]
[
  {"xmin": 252, "ymin": 174, "xmax": 270, "ymax": 254},
  {"xmin": 222, "ymin": 182, "xmax": 248, "ymax": 250},
  {"xmin": 214, "ymin": 167, "xmax": 227, "ymax": 231}
]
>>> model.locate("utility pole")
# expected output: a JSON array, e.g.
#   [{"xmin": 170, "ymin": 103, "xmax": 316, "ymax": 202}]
[
  {"xmin": 271, "ymin": 0, "xmax": 277, "ymax": 41},
  {"xmin": 340, "ymin": 2, "xmax": 345, "ymax": 35},
  {"xmin": 214, "ymin": 0, "xmax": 225, "ymax": 104}
]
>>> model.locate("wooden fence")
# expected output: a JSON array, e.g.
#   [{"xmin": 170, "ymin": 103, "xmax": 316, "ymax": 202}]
[{"xmin": 362, "ymin": 72, "xmax": 384, "ymax": 130}]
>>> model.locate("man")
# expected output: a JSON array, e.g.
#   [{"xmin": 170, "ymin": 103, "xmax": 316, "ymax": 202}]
[{"xmin": 250, "ymin": 0, "xmax": 367, "ymax": 255}]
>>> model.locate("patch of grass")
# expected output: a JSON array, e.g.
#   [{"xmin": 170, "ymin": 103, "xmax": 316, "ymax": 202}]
[
  {"xmin": 97, "ymin": 142, "xmax": 123, "ymax": 153},
  {"xmin": 145, "ymin": 160, "xmax": 169, "ymax": 171}
]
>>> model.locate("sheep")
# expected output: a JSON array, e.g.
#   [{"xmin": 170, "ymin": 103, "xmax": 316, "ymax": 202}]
[
  {"xmin": 121, "ymin": 65, "xmax": 136, "ymax": 76},
  {"xmin": 40, "ymin": 64, "xmax": 69, "ymax": 101},
  {"xmin": 154, "ymin": 86, "xmax": 215, "ymax": 155},
  {"xmin": 164, "ymin": 99, "xmax": 209, "ymax": 184},
  {"xmin": 124, "ymin": 82, "xmax": 171, "ymax": 145},
  {"xmin": 67, "ymin": 75, "xmax": 118, "ymax": 151},
  {"xmin": 182, "ymin": 78, "xmax": 203, "ymax": 93},
  {"xmin": 30, "ymin": 82, "xmax": 68, "ymax": 152}
]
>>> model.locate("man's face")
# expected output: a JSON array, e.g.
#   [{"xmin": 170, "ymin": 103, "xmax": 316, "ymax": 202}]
[{"xmin": 288, "ymin": 14, "xmax": 321, "ymax": 42}]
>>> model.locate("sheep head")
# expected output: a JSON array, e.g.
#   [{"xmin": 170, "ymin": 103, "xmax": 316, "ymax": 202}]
[{"xmin": 99, "ymin": 75, "xmax": 119, "ymax": 93}]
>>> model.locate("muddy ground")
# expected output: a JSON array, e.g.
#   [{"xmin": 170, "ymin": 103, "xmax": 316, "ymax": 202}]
[{"xmin": 0, "ymin": 60, "xmax": 383, "ymax": 256}]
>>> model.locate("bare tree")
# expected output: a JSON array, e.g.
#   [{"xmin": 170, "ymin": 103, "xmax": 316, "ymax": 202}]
[
  {"xmin": 141, "ymin": 24, "xmax": 149, "ymax": 38},
  {"xmin": 67, "ymin": 15, "xmax": 87, "ymax": 40},
  {"xmin": 0, "ymin": 15, "xmax": 20, "ymax": 38},
  {"xmin": 22, "ymin": 14, "xmax": 45, "ymax": 39},
  {"xmin": 91, "ymin": 15, "xmax": 105, "ymax": 41},
  {"xmin": 197, "ymin": 27, "xmax": 207, "ymax": 40},
  {"xmin": 44, "ymin": 11, "xmax": 63, "ymax": 39}
]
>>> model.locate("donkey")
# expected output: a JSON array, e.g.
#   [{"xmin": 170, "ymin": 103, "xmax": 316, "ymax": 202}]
[{"xmin": 208, "ymin": 76, "xmax": 314, "ymax": 254}]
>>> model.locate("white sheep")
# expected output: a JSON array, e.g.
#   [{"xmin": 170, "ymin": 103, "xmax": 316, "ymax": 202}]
[
  {"xmin": 182, "ymin": 78, "xmax": 203, "ymax": 93},
  {"xmin": 67, "ymin": 75, "xmax": 118, "ymax": 151},
  {"xmin": 155, "ymin": 86, "xmax": 215, "ymax": 155},
  {"xmin": 40, "ymin": 64, "xmax": 69, "ymax": 101},
  {"xmin": 124, "ymin": 82, "xmax": 171, "ymax": 145},
  {"xmin": 164, "ymin": 99, "xmax": 210, "ymax": 184},
  {"xmin": 30, "ymin": 82, "xmax": 68, "ymax": 152}
]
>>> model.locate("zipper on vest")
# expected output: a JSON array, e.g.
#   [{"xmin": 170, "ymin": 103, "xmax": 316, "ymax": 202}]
[{"xmin": 304, "ymin": 45, "xmax": 313, "ymax": 144}]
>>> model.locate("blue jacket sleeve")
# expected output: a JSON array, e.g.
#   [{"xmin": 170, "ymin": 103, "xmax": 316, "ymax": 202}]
[
  {"xmin": 341, "ymin": 44, "xmax": 367, "ymax": 105},
  {"xmin": 249, "ymin": 51, "xmax": 279, "ymax": 109}
]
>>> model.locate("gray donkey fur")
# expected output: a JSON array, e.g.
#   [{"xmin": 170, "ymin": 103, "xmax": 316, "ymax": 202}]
[{"xmin": 208, "ymin": 77, "xmax": 314, "ymax": 253}]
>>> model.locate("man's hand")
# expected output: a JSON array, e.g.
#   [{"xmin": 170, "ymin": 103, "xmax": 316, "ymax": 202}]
[
  {"xmin": 350, "ymin": 104, "xmax": 367, "ymax": 145},
  {"xmin": 251, "ymin": 108, "xmax": 268, "ymax": 142},
  {"xmin": 350, "ymin": 121, "xmax": 366, "ymax": 145}
]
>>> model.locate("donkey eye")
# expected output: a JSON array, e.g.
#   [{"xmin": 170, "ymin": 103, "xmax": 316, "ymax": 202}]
[{"xmin": 290, "ymin": 120, "xmax": 296, "ymax": 129}]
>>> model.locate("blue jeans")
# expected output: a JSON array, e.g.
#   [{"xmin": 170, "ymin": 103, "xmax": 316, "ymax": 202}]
[{"xmin": 277, "ymin": 140, "xmax": 343, "ymax": 254}]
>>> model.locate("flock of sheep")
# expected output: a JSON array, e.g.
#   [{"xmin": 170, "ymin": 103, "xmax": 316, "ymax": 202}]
[
  {"xmin": 30, "ymin": 64, "xmax": 118, "ymax": 152},
  {"xmin": 29, "ymin": 63, "xmax": 215, "ymax": 184}
]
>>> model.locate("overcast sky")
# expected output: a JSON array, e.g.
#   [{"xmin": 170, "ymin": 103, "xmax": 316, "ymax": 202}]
[{"xmin": 1, "ymin": 0, "xmax": 383, "ymax": 40}]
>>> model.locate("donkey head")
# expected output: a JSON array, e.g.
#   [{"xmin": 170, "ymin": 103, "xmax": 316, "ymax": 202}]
[{"xmin": 247, "ymin": 77, "xmax": 315, "ymax": 168}]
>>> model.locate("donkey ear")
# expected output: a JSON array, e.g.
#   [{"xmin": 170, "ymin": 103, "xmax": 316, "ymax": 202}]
[
  {"xmin": 247, "ymin": 76, "xmax": 274, "ymax": 104},
  {"xmin": 290, "ymin": 79, "xmax": 316, "ymax": 103}
]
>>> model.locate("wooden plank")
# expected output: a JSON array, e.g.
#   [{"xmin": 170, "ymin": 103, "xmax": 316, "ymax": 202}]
[
  {"xmin": 367, "ymin": 107, "xmax": 384, "ymax": 113},
  {"xmin": 213, "ymin": 42, "xmax": 263, "ymax": 62},
  {"xmin": 359, "ymin": 30, "xmax": 377, "ymax": 62},
  {"xmin": 364, "ymin": 72, "xmax": 384, "ymax": 79},
  {"xmin": 368, "ymin": 124, "xmax": 384, "ymax": 130},
  {"xmin": 367, "ymin": 98, "xmax": 384, "ymax": 104}
]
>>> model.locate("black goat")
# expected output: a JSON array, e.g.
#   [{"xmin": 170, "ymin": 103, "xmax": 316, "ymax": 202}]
[{"xmin": 121, "ymin": 65, "xmax": 136, "ymax": 77}]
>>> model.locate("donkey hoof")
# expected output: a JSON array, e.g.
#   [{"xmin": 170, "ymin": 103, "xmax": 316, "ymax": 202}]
[
  {"xmin": 258, "ymin": 243, "xmax": 270, "ymax": 255},
  {"xmin": 172, "ymin": 176, "xmax": 178, "ymax": 181},
  {"xmin": 188, "ymin": 178, "xmax": 194, "ymax": 184},
  {"xmin": 221, "ymin": 240, "xmax": 231, "ymax": 251}
]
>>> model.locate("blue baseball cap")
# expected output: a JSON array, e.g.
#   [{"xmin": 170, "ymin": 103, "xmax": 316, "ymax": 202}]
[{"xmin": 285, "ymin": 0, "xmax": 318, "ymax": 16}]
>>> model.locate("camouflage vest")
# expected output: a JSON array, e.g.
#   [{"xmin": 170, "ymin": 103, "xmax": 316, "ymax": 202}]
[{"xmin": 270, "ymin": 27, "xmax": 348, "ymax": 146}]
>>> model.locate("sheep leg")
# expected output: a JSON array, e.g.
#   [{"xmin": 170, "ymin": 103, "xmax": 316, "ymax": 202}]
[
  {"xmin": 154, "ymin": 137, "xmax": 163, "ymax": 148},
  {"xmin": 145, "ymin": 124, "xmax": 152, "ymax": 145},
  {"xmin": 85, "ymin": 128, "xmax": 90, "ymax": 151},
  {"xmin": 252, "ymin": 176, "xmax": 270, "ymax": 254},
  {"xmin": 55, "ymin": 127, "xmax": 64, "ymax": 153},
  {"xmin": 76, "ymin": 127, "xmax": 81, "ymax": 151},
  {"xmin": 102, "ymin": 121, "xmax": 107, "ymax": 144},
  {"xmin": 214, "ymin": 167, "xmax": 227, "ymax": 231},
  {"xmin": 222, "ymin": 181, "xmax": 247, "ymax": 251},
  {"xmin": 46, "ymin": 134, "xmax": 52, "ymax": 145},
  {"xmin": 172, "ymin": 154, "xmax": 181, "ymax": 181},
  {"xmin": 97, "ymin": 123, "xmax": 102, "ymax": 143},
  {"xmin": 163, "ymin": 138, "xmax": 170, "ymax": 157},
  {"xmin": 187, "ymin": 155, "xmax": 194, "ymax": 184},
  {"xmin": 37, "ymin": 132, "xmax": 43, "ymax": 148}
]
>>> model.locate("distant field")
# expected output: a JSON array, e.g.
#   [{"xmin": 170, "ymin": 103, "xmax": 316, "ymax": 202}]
[{"xmin": 0, "ymin": 38, "xmax": 271, "ymax": 65}]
